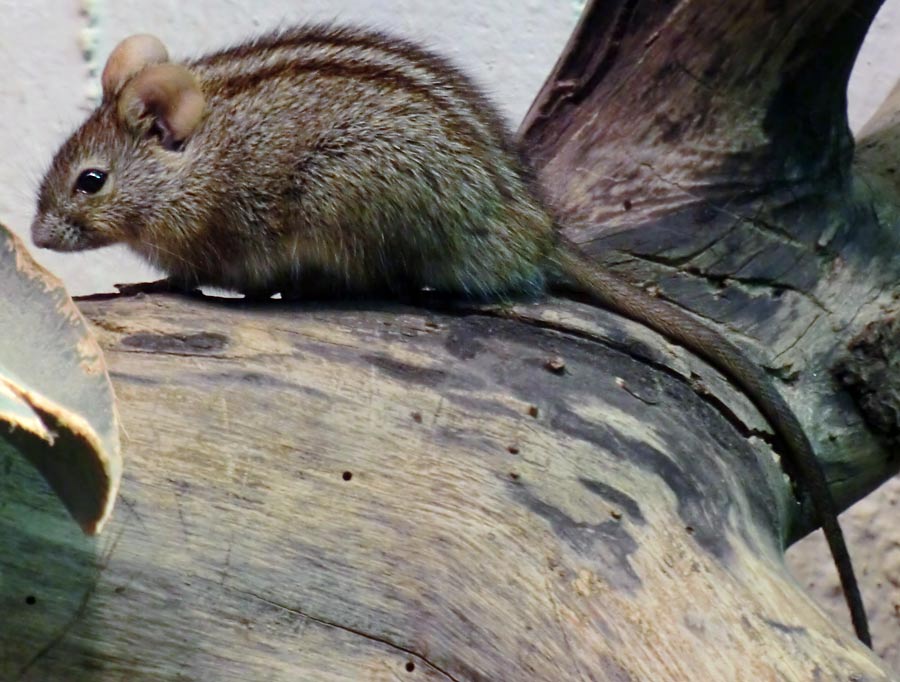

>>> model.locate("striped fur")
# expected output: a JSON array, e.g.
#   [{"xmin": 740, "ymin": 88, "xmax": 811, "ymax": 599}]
[{"xmin": 33, "ymin": 24, "xmax": 556, "ymax": 299}]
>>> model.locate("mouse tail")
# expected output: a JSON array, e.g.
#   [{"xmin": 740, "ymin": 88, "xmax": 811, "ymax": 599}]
[{"xmin": 548, "ymin": 244, "xmax": 872, "ymax": 647}]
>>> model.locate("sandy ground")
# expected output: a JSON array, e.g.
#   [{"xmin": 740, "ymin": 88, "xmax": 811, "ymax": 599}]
[{"xmin": 787, "ymin": 476, "xmax": 899, "ymax": 672}]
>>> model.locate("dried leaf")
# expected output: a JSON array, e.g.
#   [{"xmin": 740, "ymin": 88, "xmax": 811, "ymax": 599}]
[{"xmin": 0, "ymin": 224, "xmax": 120, "ymax": 534}]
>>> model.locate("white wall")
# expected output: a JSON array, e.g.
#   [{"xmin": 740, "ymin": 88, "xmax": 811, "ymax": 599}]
[{"xmin": 849, "ymin": 2, "xmax": 900, "ymax": 130}]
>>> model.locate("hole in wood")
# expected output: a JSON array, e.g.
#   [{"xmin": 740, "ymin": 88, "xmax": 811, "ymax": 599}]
[{"xmin": 342, "ymin": 471, "xmax": 353, "ymax": 481}]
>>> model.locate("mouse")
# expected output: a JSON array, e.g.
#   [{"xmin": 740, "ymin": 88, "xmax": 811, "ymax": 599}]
[{"xmin": 30, "ymin": 25, "xmax": 870, "ymax": 646}]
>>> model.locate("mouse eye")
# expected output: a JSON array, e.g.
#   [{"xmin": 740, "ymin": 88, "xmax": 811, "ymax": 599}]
[{"xmin": 74, "ymin": 169, "xmax": 108, "ymax": 194}]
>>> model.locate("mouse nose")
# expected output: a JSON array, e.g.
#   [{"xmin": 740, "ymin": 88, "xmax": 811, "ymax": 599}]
[{"xmin": 30, "ymin": 216, "xmax": 54, "ymax": 249}]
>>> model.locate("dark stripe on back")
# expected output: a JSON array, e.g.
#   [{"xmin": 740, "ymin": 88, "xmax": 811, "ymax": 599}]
[
  {"xmin": 210, "ymin": 55, "xmax": 522, "ymax": 202},
  {"xmin": 193, "ymin": 24, "xmax": 525, "ymax": 175}
]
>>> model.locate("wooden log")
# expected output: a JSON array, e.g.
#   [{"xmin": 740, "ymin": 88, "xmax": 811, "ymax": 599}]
[{"xmin": 1, "ymin": 291, "xmax": 894, "ymax": 681}]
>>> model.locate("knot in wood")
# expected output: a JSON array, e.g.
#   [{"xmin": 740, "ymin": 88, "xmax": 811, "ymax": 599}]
[{"xmin": 833, "ymin": 316, "xmax": 900, "ymax": 444}]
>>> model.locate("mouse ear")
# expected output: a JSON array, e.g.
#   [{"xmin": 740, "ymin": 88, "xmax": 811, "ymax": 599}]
[
  {"xmin": 118, "ymin": 63, "xmax": 206, "ymax": 148},
  {"xmin": 102, "ymin": 34, "xmax": 170, "ymax": 96}
]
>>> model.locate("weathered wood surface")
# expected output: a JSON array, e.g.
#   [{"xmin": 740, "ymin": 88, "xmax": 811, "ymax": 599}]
[
  {"xmin": 521, "ymin": 0, "xmax": 900, "ymax": 528},
  {"xmin": 1, "ymin": 292, "xmax": 893, "ymax": 681}
]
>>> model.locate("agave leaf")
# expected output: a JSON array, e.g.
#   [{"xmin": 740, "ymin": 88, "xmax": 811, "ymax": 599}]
[{"xmin": 0, "ymin": 224, "xmax": 120, "ymax": 534}]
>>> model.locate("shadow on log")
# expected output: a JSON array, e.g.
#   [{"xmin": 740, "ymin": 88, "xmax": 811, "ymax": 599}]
[{"xmin": 2, "ymin": 0, "xmax": 900, "ymax": 679}]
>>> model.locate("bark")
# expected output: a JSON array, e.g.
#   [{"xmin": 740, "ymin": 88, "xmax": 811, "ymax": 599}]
[
  {"xmin": 521, "ymin": 0, "xmax": 899, "ymax": 533},
  {"xmin": 3, "ymin": 0, "xmax": 900, "ymax": 680}
]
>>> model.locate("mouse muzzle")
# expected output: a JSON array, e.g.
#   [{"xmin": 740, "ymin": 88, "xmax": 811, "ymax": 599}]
[{"xmin": 31, "ymin": 214, "xmax": 87, "ymax": 251}]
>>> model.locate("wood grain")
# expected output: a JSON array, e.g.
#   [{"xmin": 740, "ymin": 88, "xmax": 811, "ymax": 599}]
[{"xmin": 2, "ymin": 292, "xmax": 893, "ymax": 681}]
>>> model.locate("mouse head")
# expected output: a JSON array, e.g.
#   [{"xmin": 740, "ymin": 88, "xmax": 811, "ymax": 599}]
[{"xmin": 32, "ymin": 34, "xmax": 206, "ymax": 251}]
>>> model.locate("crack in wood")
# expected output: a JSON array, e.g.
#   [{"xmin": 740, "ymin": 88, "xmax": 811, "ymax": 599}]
[
  {"xmin": 15, "ymin": 582, "xmax": 98, "ymax": 680},
  {"xmin": 771, "ymin": 314, "xmax": 822, "ymax": 363},
  {"xmin": 633, "ymin": 159, "xmax": 819, "ymax": 251},
  {"xmin": 835, "ymin": 281, "xmax": 890, "ymax": 336},
  {"xmin": 626, "ymin": 218, "xmax": 744, "ymax": 268},
  {"xmin": 744, "ymin": 209, "xmax": 811, "ymax": 250},
  {"xmin": 618, "ymin": 378, "xmax": 660, "ymax": 405},
  {"xmin": 672, "ymin": 60, "xmax": 715, "ymax": 92},
  {"xmin": 616, "ymin": 248, "xmax": 830, "ymax": 316},
  {"xmin": 235, "ymin": 589, "xmax": 463, "ymax": 682},
  {"xmin": 15, "ymin": 525, "xmax": 126, "ymax": 679},
  {"xmin": 116, "ymin": 493, "xmax": 149, "ymax": 532}
]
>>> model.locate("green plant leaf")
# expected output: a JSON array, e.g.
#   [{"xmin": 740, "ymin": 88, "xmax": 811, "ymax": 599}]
[{"xmin": 0, "ymin": 223, "xmax": 120, "ymax": 534}]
